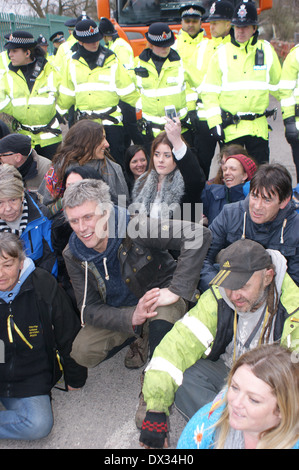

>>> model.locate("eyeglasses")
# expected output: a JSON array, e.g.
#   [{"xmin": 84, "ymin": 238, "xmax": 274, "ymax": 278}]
[{"xmin": 0, "ymin": 153, "xmax": 14, "ymax": 158}]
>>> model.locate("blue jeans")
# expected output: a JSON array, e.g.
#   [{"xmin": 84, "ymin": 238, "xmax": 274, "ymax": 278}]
[{"xmin": 0, "ymin": 395, "xmax": 53, "ymax": 440}]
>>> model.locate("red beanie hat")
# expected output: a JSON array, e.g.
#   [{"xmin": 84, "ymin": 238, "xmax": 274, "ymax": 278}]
[{"xmin": 226, "ymin": 154, "xmax": 257, "ymax": 180}]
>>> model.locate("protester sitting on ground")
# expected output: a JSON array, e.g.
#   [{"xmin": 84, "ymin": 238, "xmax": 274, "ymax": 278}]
[
  {"xmin": 0, "ymin": 133, "xmax": 51, "ymax": 192},
  {"xmin": 0, "ymin": 164, "xmax": 58, "ymax": 277},
  {"xmin": 208, "ymin": 144, "xmax": 251, "ymax": 185},
  {"xmin": 38, "ymin": 120, "xmax": 129, "ymax": 211},
  {"xmin": 50, "ymin": 165, "xmax": 106, "ymax": 296},
  {"xmin": 199, "ymin": 163, "xmax": 299, "ymax": 291},
  {"xmin": 177, "ymin": 344, "xmax": 299, "ymax": 449},
  {"xmin": 0, "ymin": 232, "xmax": 87, "ymax": 440},
  {"xmin": 139, "ymin": 239, "xmax": 299, "ymax": 449},
  {"xmin": 123, "ymin": 144, "xmax": 148, "ymax": 199},
  {"xmin": 62, "ymin": 178, "xmax": 211, "ymax": 376},
  {"xmin": 131, "ymin": 117, "xmax": 205, "ymax": 223},
  {"xmin": 201, "ymin": 154, "xmax": 257, "ymax": 225}
]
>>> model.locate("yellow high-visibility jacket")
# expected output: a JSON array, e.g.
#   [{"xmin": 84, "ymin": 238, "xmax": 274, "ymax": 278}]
[{"xmin": 201, "ymin": 34, "xmax": 281, "ymax": 142}]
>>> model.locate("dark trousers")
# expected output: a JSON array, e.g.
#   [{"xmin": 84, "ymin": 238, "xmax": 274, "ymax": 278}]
[
  {"xmin": 104, "ymin": 125, "xmax": 126, "ymax": 168},
  {"xmin": 35, "ymin": 142, "xmax": 60, "ymax": 161},
  {"xmin": 290, "ymin": 140, "xmax": 299, "ymax": 183},
  {"xmin": 222, "ymin": 135, "xmax": 269, "ymax": 166},
  {"xmin": 193, "ymin": 120, "xmax": 218, "ymax": 180}
]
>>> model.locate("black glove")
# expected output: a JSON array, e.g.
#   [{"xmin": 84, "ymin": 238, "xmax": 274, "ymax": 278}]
[
  {"xmin": 139, "ymin": 411, "xmax": 168, "ymax": 448},
  {"xmin": 188, "ymin": 110, "xmax": 200, "ymax": 133},
  {"xmin": 284, "ymin": 116, "xmax": 299, "ymax": 144},
  {"xmin": 210, "ymin": 124, "xmax": 225, "ymax": 143}
]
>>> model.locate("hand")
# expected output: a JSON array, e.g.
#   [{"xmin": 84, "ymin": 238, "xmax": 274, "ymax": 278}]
[
  {"xmin": 139, "ymin": 411, "xmax": 169, "ymax": 449},
  {"xmin": 154, "ymin": 288, "xmax": 180, "ymax": 308},
  {"xmin": 131, "ymin": 288, "xmax": 160, "ymax": 326},
  {"xmin": 140, "ymin": 437, "xmax": 169, "ymax": 449},
  {"xmin": 164, "ymin": 117, "xmax": 183, "ymax": 151},
  {"xmin": 210, "ymin": 124, "xmax": 225, "ymax": 143}
]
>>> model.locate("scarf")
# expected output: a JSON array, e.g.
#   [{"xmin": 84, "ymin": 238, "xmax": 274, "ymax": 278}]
[
  {"xmin": 131, "ymin": 169, "xmax": 185, "ymax": 219},
  {"xmin": 0, "ymin": 197, "xmax": 28, "ymax": 236}
]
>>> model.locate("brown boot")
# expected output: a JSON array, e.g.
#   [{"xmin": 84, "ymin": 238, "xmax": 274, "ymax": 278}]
[
  {"xmin": 124, "ymin": 333, "xmax": 148, "ymax": 369},
  {"xmin": 135, "ymin": 371, "xmax": 147, "ymax": 429}
]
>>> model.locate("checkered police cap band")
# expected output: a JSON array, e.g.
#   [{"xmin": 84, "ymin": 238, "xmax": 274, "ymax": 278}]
[
  {"xmin": 9, "ymin": 36, "xmax": 35, "ymax": 45},
  {"xmin": 75, "ymin": 25, "xmax": 100, "ymax": 38},
  {"xmin": 147, "ymin": 30, "xmax": 172, "ymax": 43}
]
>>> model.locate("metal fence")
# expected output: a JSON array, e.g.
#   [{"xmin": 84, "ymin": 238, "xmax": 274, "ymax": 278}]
[{"xmin": 0, "ymin": 12, "xmax": 72, "ymax": 53}]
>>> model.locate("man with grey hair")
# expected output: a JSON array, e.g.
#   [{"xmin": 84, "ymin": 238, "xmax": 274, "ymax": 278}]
[{"xmin": 62, "ymin": 178, "xmax": 211, "ymax": 377}]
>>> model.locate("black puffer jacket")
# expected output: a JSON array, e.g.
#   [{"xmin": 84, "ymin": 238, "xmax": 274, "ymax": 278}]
[{"xmin": 0, "ymin": 266, "xmax": 87, "ymax": 398}]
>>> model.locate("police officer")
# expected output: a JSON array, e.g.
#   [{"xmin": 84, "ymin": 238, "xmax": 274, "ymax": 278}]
[
  {"xmin": 99, "ymin": 17, "xmax": 143, "ymax": 147},
  {"xmin": 58, "ymin": 19, "xmax": 139, "ymax": 167},
  {"xmin": 0, "ymin": 31, "xmax": 62, "ymax": 160},
  {"xmin": 134, "ymin": 22, "xmax": 196, "ymax": 154},
  {"xmin": 49, "ymin": 31, "xmax": 65, "ymax": 55},
  {"xmin": 99, "ymin": 17, "xmax": 134, "ymax": 70},
  {"xmin": 188, "ymin": 0, "xmax": 234, "ymax": 178},
  {"xmin": 53, "ymin": 14, "xmax": 89, "ymax": 74},
  {"xmin": 279, "ymin": 44, "xmax": 299, "ymax": 183},
  {"xmin": 173, "ymin": 2, "xmax": 206, "ymax": 68},
  {"xmin": 201, "ymin": 1, "xmax": 281, "ymax": 166}
]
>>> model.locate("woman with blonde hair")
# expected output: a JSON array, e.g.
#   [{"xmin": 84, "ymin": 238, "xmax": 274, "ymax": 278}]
[
  {"xmin": 0, "ymin": 164, "xmax": 57, "ymax": 277},
  {"xmin": 177, "ymin": 344, "xmax": 299, "ymax": 449}
]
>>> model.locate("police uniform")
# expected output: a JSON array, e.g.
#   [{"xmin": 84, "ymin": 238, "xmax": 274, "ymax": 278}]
[
  {"xmin": 58, "ymin": 19, "xmax": 139, "ymax": 166},
  {"xmin": 201, "ymin": 1, "xmax": 281, "ymax": 166},
  {"xmin": 279, "ymin": 44, "xmax": 299, "ymax": 183},
  {"xmin": 99, "ymin": 17, "xmax": 143, "ymax": 147},
  {"xmin": 173, "ymin": 3, "xmax": 206, "ymax": 69},
  {"xmin": 188, "ymin": 0, "xmax": 234, "ymax": 178},
  {"xmin": 134, "ymin": 22, "xmax": 196, "ymax": 153},
  {"xmin": 0, "ymin": 31, "xmax": 62, "ymax": 160}
]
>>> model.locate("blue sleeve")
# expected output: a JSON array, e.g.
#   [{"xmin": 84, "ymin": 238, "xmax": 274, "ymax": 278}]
[{"xmin": 177, "ymin": 402, "xmax": 215, "ymax": 449}]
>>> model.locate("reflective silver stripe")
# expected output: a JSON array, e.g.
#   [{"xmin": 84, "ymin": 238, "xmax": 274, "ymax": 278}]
[
  {"xmin": 142, "ymin": 84, "xmax": 185, "ymax": 98},
  {"xmin": 11, "ymin": 98, "xmax": 27, "ymax": 106},
  {"xmin": 179, "ymin": 313, "xmax": 214, "ymax": 353},
  {"xmin": 59, "ymin": 85, "xmax": 75, "ymax": 96},
  {"xmin": 28, "ymin": 96, "xmax": 56, "ymax": 105},
  {"xmin": 281, "ymin": 97, "xmax": 296, "ymax": 107},
  {"xmin": 0, "ymin": 95, "xmax": 10, "ymax": 110},
  {"xmin": 145, "ymin": 357, "xmax": 183, "ymax": 386},
  {"xmin": 205, "ymin": 106, "xmax": 221, "ymax": 119},
  {"xmin": 202, "ymin": 83, "xmax": 222, "ymax": 93},
  {"xmin": 279, "ymin": 79, "xmax": 296, "ymax": 90},
  {"xmin": 116, "ymin": 81, "xmax": 136, "ymax": 96}
]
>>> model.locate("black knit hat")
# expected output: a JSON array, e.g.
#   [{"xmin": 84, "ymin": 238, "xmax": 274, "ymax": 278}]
[
  {"xmin": 0, "ymin": 134, "xmax": 32, "ymax": 157},
  {"xmin": 210, "ymin": 239, "xmax": 272, "ymax": 290},
  {"xmin": 231, "ymin": 1, "xmax": 258, "ymax": 26},
  {"xmin": 179, "ymin": 3, "xmax": 205, "ymax": 18},
  {"xmin": 145, "ymin": 22, "xmax": 175, "ymax": 47},
  {"xmin": 5, "ymin": 31, "xmax": 37, "ymax": 50},
  {"xmin": 207, "ymin": 1, "xmax": 234, "ymax": 21},
  {"xmin": 99, "ymin": 17, "xmax": 117, "ymax": 36},
  {"xmin": 73, "ymin": 19, "xmax": 101, "ymax": 43}
]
